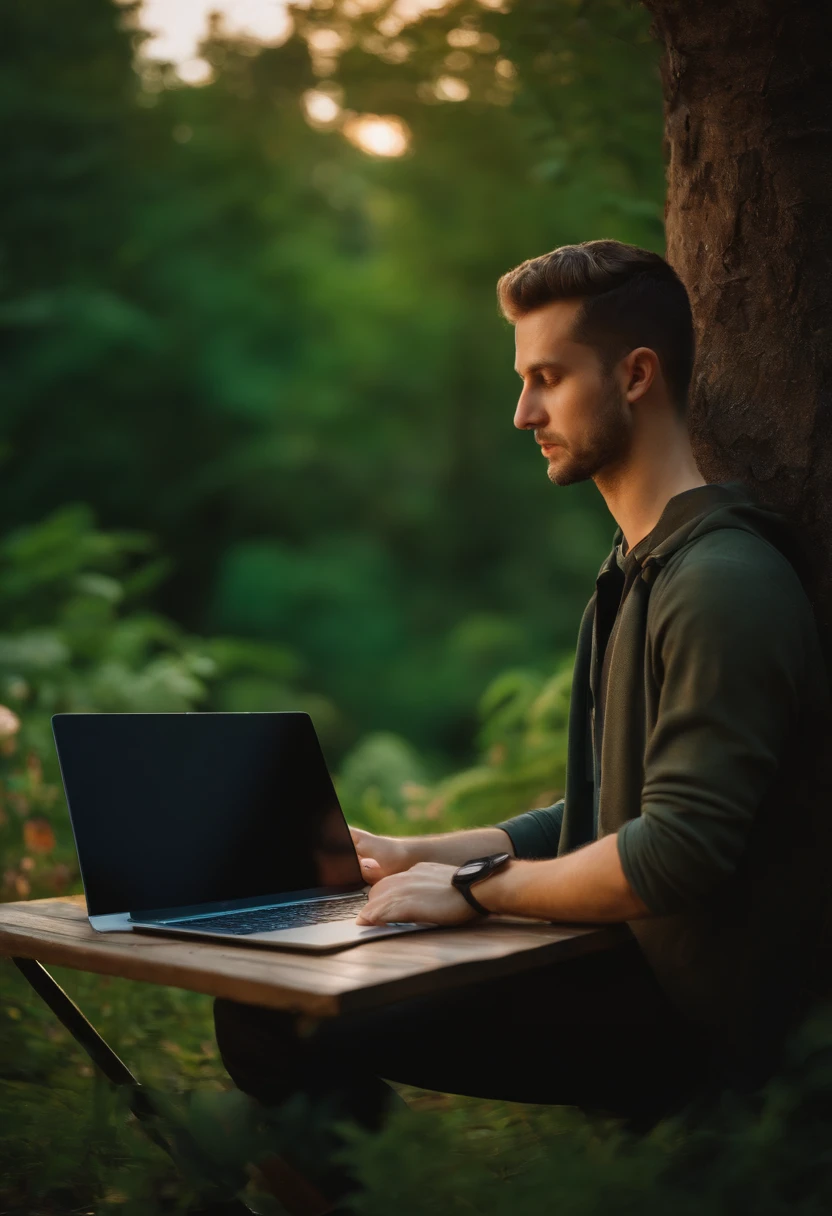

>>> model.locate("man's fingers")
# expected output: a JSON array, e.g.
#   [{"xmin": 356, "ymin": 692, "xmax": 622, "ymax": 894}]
[
  {"xmin": 357, "ymin": 881, "xmax": 396, "ymax": 924},
  {"xmin": 360, "ymin": 857, "xmax": 383, "ymax": 883},
  {"xmin": 356, "ymin": 902, "xmax": 388, "ymax": 925}
]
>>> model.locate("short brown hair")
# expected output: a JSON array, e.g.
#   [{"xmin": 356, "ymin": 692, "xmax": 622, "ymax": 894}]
[{"xmin": 497, "ymin": 239, "xmax": 695, "ymax": 412}]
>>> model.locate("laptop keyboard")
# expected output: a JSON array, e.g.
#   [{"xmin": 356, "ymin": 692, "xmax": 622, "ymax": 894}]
[{"xmin": 164, "ymin": 894, "xmax": 370, "ymax": 935}]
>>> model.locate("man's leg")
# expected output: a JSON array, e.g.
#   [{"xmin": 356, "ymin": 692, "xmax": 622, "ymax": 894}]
[{"xmin": 214, "ymin": 940, "xmax": 716, "ymax": 1126}]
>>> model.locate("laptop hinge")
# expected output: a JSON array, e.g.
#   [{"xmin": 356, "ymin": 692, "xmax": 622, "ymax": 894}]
[{"xmin": 129, "ymin": 886, "xmax": 368, "ymax": 926}]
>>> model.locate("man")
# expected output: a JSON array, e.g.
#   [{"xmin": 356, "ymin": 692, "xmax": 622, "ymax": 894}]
[{"xmin": 215, "ymin": 240, "xmax": 830, "ymax": 1182}]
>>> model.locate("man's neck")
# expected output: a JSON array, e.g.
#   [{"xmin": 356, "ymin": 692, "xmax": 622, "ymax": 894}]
[{"xmin": 594, "ymin": 440, "xmax": 706, "ymax": 554}]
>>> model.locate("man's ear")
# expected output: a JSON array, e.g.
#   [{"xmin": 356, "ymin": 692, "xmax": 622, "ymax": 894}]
[{"xmin": 624, "ymin": 347, "xmax": 658, "ymax": 402}]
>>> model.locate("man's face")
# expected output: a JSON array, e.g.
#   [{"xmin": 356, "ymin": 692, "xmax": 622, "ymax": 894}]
[{"xmin": 513, "ymin": 299, "xmax": 631, "ymax": 487}]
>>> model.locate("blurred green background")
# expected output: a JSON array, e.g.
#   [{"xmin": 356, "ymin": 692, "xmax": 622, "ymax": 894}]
[{"xmin": 1, "ymin": 0, "xmax": 667, "ymax": 1209}]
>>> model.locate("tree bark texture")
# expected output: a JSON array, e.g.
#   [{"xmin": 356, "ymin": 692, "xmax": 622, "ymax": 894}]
[
  {"xmin": 642, "ymin": 0, "xmax": 832, "ymax": 653},
  {"xmin": 641, "ymin": 0, "xmax": 832, "ymax": 995}
]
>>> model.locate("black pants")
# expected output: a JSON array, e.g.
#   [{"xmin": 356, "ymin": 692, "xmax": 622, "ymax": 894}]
[{"xmin": 214, "ymin": 940, "xmax": 719, "ymax": 1132}]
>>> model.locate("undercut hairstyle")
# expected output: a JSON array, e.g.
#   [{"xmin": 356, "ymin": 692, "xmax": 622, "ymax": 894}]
[{"xmin": 497, "ymin": 240, "xmax": 695, "ymax": 414}]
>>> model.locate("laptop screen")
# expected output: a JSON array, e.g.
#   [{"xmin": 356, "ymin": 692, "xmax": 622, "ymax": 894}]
[{"xmin": 52, "ymin": 712, "xmax": 363, "ymax": 917}]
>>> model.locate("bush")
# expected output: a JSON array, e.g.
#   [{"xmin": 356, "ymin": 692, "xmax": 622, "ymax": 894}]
[
  {"xmin": 343, "ymin": 656, "xmax": 572, "ymax": 836},
  {"xmin": 0, "ymin": 506, "xmax": 331, "ymax": 903}
]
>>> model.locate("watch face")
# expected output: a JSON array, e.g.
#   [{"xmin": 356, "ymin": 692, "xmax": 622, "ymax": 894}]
[{"xmin": 456, "ymin": 862, "xmax": 482, "ymax": 879}]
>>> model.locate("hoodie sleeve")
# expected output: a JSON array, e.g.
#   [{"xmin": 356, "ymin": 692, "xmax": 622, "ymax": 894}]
[
  {"xmin": 496, "ymin": 799, "xmax": 564, "ymax": 859},
  {"xmin": 617, "ymin": 538, "xmax": 811, "ymax": 915}
]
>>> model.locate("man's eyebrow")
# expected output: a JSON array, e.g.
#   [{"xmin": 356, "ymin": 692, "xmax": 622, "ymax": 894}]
[{"xmin": 514, "ymin": 360, "xmax": 565, "ymax": 379}]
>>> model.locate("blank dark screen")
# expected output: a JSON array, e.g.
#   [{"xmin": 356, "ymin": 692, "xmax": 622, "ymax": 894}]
[{"xmin": 52, "ymin": 713, "xmax": 362, "ymax": 917}]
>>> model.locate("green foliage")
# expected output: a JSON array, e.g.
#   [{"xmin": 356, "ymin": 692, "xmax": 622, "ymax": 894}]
[
  {"xmin": 344, "ymin": 655, "xmax": 572, "ymax": 836},
  {"xmin": 339, "ymin": 732, "xmax": 428, "ymax": 813},
  {"xmin": 0, "ymin": 961, "xmax": 230, "ymax": 1215},
  {"xmin": 0, "ymin": 506, "xmax": 325, "ymax": 903},
  {"xmin": 0, "ymin": 0, "xmax": 658, "ymax": 760}
]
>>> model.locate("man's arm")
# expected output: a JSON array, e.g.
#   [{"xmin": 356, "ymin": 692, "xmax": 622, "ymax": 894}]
[
  {"xmin": 355, "ymin": 833, "xmax": 650, "ymax": 925},
  {"xmin": 350, "ymin": 826, "xmax": 515, "ymax": 884},
  {"xmin": 617, "ymin": 543, "xmax": 810, "ymax": 913},
  {"xmin": 475, "ymin": 833, "xmax": 650, "ymax": 920},
  {"xmin": 350, "ymin": 798, "xmax": 564, "ymax": 883}
]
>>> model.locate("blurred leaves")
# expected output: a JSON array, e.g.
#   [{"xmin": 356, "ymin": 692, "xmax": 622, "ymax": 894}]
[
  {"xmin": 343, "ymin": 653, "xmax": 571, "ymax": 833},
  {"xmin": 0, "ymin": 0, "xmax": 662, "ymax": 758},
  {"xmin": 0, "ymin": 506, "xmax": 328, "ymax": 905},
  {"xmin": 339, "ymin": 731, "xmax": 427, "ymax": 815}
]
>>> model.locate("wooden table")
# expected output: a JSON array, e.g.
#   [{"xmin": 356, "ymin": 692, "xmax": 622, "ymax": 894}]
[
  {"xmin": 0, "ymin": 894, "xmax": 628, "ymax": 1017},
  {"xmin": 0, "ymin": 896, "xmax": 628, "ymax": 1214}
]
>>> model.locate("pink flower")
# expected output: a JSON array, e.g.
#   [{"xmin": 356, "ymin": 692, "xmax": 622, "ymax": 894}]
[{"xmin": 0, "ymin": 706, "xmax": 21, "ymax": 742}]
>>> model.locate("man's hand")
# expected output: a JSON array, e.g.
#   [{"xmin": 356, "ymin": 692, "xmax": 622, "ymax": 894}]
[
  {"xmin": 349, "ymin": 827, "xmax": 413, "ymax": 885},
  {"xmin": 354, "ymin": 862, "xmax": 480, "ymax": 926}
]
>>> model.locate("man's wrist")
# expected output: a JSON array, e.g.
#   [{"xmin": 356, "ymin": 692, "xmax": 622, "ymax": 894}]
[
  {"xmin": 395, "ymin": 836, "xmax": 419, "ymax": 870},
  {"xmin": 467, "ymin": 858, "xmax": 519, "ymax": 915}
]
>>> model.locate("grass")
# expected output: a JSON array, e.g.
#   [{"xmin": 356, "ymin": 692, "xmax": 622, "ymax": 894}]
[{"xmin": 0, "ymin": 959, "xmax": 585, "ymax": 1215}]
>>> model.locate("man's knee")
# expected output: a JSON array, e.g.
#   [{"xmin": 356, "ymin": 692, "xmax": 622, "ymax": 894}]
[
  {"xmin": 213, "ymin": 997, "xmax": 402, "ymax": 1132},
  {"xmin": 214, "ymin": 997, "xmax": 299, "ymax": 1101}
]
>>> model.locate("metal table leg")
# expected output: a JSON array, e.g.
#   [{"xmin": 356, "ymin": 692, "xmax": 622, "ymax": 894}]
[{"xmin": 11, "ymin": 957, "xmax": 255, "ymax": 1214}]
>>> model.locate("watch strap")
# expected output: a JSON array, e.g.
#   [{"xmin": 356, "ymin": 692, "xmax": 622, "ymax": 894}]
[
  {"xmin": 452, "ymin": 852, "xmax": 511, "ymax": 917},
  {"xmin": 456, "ymin": 883, "xmax": 490, "ymax": 917}
]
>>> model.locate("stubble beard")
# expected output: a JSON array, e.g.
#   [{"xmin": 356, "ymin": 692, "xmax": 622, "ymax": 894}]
[{"xmin": 546, "ymin": 379, "xmax": 631, "ymax": 488}]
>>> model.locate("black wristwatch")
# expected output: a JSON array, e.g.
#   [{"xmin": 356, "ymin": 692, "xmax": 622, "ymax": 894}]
[{"xmin": 452, "ymin": 852, "xmax": 511, "ymax": 917}]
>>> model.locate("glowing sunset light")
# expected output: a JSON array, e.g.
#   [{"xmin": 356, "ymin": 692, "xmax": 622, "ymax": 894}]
[
  {"xmin": 341, "ymin": 0, "xmax": 386, "ymax": 13},
  {"xmin": 303, "ymin": 89, "xmax": 343, "ymax": 125},
  {"xmin": 392, "ymin": 0, "xmax": 452, "ymax": 21},
  {"xmin": 137, "ymin": 0, "xmax": 294, "ymax": 64},
  {"xmin": 434, "ymin": 75, "xmax": 470, "ymax": 101},
  {"xmin": 343, "ymin": 115, "xmax": 411, "ymax": 157},
  {"xmin": 135, "ymin": 0, "xmax": 476, "ymax": 75},
  {"xmin": 447, "ymin": 27, "xmax": 480, "ymax": 47},
  {"xmin": 176, "ymin": 56, "xmax": 214, "ymax": 84},
  {"xmin": 306, "ymin": 26, "xmax": 347, "ymax": 55}
]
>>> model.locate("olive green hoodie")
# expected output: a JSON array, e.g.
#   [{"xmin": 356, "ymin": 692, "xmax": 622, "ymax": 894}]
[{"xmin": 499, "ymin": 482, "xmax": 831, "ymax": 1074}]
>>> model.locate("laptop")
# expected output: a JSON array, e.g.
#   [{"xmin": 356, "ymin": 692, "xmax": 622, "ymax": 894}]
[{"xmin": 52, "ymin": 711, "xmax": 432, "ymax": 952}]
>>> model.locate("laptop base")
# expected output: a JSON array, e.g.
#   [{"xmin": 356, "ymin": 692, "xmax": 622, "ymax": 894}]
[{"xmin": 130, "ymin": 917, "xmax": 433, "ymax": 953}]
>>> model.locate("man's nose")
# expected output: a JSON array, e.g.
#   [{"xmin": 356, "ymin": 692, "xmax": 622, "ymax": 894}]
[{"xmin": 514, "ymin": 387, "xmax": 547, "ymax": 432}]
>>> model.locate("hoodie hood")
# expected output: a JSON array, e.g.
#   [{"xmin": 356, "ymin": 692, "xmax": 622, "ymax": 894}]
[{"xmin": 601, "ymin": 481, "xmax": 810, "ymax": 590}]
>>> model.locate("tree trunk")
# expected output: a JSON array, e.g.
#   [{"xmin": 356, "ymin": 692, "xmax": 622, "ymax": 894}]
[
  {"xmin": 642, "ymin": 0, "xmax": 832, "ymax": 658},
  {"xmin": 642, "ymin": 0, "xmax": 832, "ymax": 996}
]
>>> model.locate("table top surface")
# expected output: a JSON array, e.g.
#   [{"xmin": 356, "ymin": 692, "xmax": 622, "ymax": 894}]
[{"xmin": 0, "ymin": 895, "xmax": 628, "ymax": 1018}]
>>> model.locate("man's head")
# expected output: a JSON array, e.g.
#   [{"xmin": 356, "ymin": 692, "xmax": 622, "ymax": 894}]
[{"xmin": 497, "ymin": 240, "xmax": 695, "ymax": 487}]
